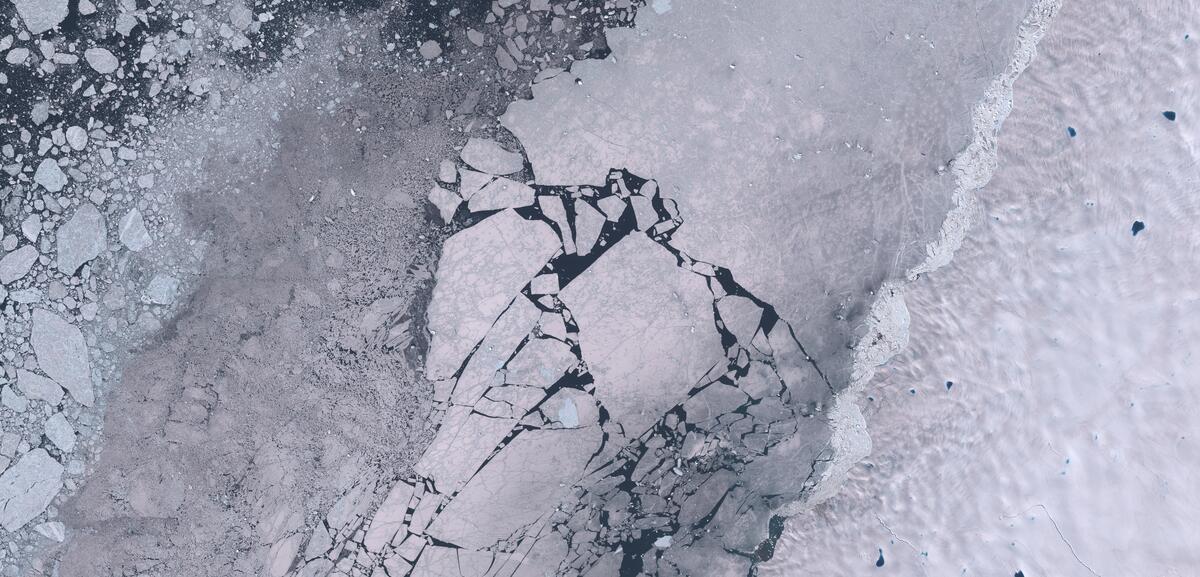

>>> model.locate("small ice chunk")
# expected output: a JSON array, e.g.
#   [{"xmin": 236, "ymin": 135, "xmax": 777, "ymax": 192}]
[
  {"xmin": 458, "ymin": 169, "xmax": 494, "ymax": 200},
  {"xmin": 597, "ymin": 195, "xmax": 627, "ymax": 221},
  {"xmin": 419, "ymin": 40, "xmax": 442, "ymax": 60},
  {"xmin": 0, "ymin": 245, "xmax": 38, "ymax": 285},
  {"xmin": 145, "ymin": 273, "xmax": 179, "ymax": 305},
  {"xmin": 1, "ymin": 387, "xmax": 27, "ymax": 412},
  {"xmin": 0, "ymin": 449, "xmax": 64, "ymax": 531},
  {"xmin": 229, "ymin": 5, "xmax": 254, "ymax": 30},
  {"xmin": 460, "ymin": 138, "xmax": 523, "ymax": 175},
  {"xmin": 11, "ymin": 0, "xmax": 68, "ymax": 35},
  {"xmin": 118, "ymin": 208, "xmax": 152, "ymax": 251},
  {"xmin": 572, "ymin": 201, "xmax": 605, "ymax": 256},
  {"xmin": 530, "ymin": 273, "xmax": 559, "ymax": 295},
  {"xmin": 31, "ymin": 309, "xmax": 94, "ymax": 406},
  {"xmin": 115, "ymin": 13, "xmax": 137, "ymax": 36},
  {"xmin": 34, "ymin": 159, "xmax": 67, "ymax": 192},
  {"xmin": 495, "ymin": 46, "xmax": 518, "ymax": 71},
  {"xmin": 31, "ymin": 101, "xmax": 50, "ymax": 125},
  {"xmin": 43, "ymin": 413, "xmax": 75, "ymax": 452},
  {"xmin": 9, "ymin": 288, "xmax": 41, "ymax": 304},
  {"xmin": 21, "ymin": 214, "xmax": 42, "ymax": 242},
  {"xmin": 78, "ymin": 0, "xmax": 96, "ymax": 16},
  {"xmin": 84, "ymin": 47, "xmax": 119, "ymax": 74},
  {"xmin": 5, "ymin": 47, "xmax": 30, "ymax": 65},
  {"xmin": 16, "ymin": 370, "xmax": 64, "ymax": 406},
  {"xmin": 654, "ymin": 535, "xmax": 673, "ymax": 548},
  {"xmin": 427, "ymin": 185, "xmax": 461, "ymax": 225},
  {"xmin": 437, "ymin": 160, "xmax": 457, "ymax": 184},
  {"xmin": 56, "ymin": 203, "xmax": 107, "ymax": 274},
  {"xmin": 629, "ymin": 195, "xmax": 657, "ymax": 230},
  {"xmin": 65, "ymin": 126, "xmax": 88, "ymax": 151}
]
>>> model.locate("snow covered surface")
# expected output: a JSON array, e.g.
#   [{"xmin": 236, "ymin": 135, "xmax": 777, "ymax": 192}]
[{"xmin": 766, "ymin": 0, "xmax": 1200, "ymax": 574}]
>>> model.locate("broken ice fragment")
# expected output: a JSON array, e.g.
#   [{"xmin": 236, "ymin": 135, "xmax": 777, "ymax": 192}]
[
  {"xmin": 34, "ymin": 520, "xmax": 65, "ymax": 542},
  {"xmin": 21, "ymin": 214, "xmax": 41, "ymax": 241},
  {"xmin": 84, "ymin": 47, "xmax": 119, "ymax": 74},
  {"xmin": 56, "ymin": 202, "xmax": 107, "ymax": 274},
  {"xmin": 559, "ymin": 234, "xmax": 724, "ymax": 434},
  {"xmin": 11, "ymin": 0, "xmax": 68, "ymax": 35},
  {"xmin": 572, "ymin": 201, "xmax": 605, "ymax": 255},
  {"xmin": 458, "ymin": 169, "xmax": 494, "ymax": 200},
  {"xmin": 629, "ymin": 195, "xmax": 657, "ymax": 230},
  {"xmin": 0, "ymin": 245, "xmax": 38, "ymax": 285},
  {"xmin": 228, "ymin": 4, "xmax": 254, "ymax": 30},
  {"xmin": 34, "ymin": 158, "xmax": 67, "ymax": 192},
  {"xmin": 427, "ymin": 185, "xmax": 461, "ymax": 224},
  {"xmin": 1, "ymin": 387, "xmax": 27, "ymax": 412},
  {"xmin": 717, "ymin": 296, "xmax": 763, "ymax": 345},
  {"xmin": 145, "ymin": 273, "xmax": 179, "ymax": 305},
  {"xmin": 425, "ymin": 210, "xmax": 559, "ymax": 380},
  {"xmin": 31, "ymin": 101, "xmax": 50, "ymax": 125},
  {"xmin": 65, "ymin": 126, "xmax": 88, "ymax": 151},
  {"xmin": 426, "ymin": 427, "xmax": 600, "ymax": 549},
  {"xmin": 16, "ymin": 370, "xmax": 64, "ymax": 406},
  {"xmin": 0, "ymin": 449, "xmax": 64, "ymax": 531},
  {"xmin": 31, "ymin": 309, "xmax": 94, "ymax": 406},
  {"xmin": 44, "ymin": 412, "xmax": 75, "ymax": 452},
  {"xmin": 460, "ymin": 138, "xmax": 524, "ymax": 175},
  {"xmin": 596, "ymin": 194, "xmax": 627, "ymax": 221},
  {"xmin": 467, "ymin": 176, "xmax": 535, "ymax": 212},
  {"xmin": 437, "ymin": 159, "xmax": 458, "ymax": 184},
  {"xmin": 529, "ymin": 273, "xmax": 560, "ymax": 295},
  {"xmin": 538, "ymin": 195, "xmax": 575, "ymax": 253},
  {"xmin": 119, "ymin": 208, "xmax": 152, "ymax": 251},
  {"xmin": 363, "ymin": 481, "xmax": 415, "ymax": 553},
  {"xmin": 419, "ymin": 40, "xmax": 442, "ymax": 60}
]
